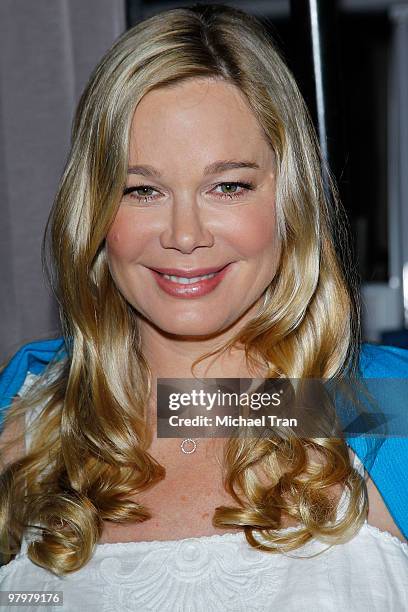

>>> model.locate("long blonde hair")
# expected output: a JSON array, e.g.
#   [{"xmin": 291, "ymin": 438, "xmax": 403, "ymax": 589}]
[{"xmin": 0, "ymin": 3, "xmax": 366, "ymax": 574}]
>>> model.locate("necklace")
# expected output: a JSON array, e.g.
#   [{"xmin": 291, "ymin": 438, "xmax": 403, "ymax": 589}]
[{"xmin": 180, "ymin": 438, "xmax": 197, "ymax": 453}]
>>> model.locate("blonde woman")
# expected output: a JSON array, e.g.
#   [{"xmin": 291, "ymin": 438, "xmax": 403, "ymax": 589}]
[{"xmin": 0, "ymin": 3, "xmax": 407, "ymax": 610}]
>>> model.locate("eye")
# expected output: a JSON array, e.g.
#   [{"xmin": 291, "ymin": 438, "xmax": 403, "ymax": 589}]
[
  {"xmin": 122, "ymin": 185, "xmax": 160, "ymax": 202},
  {"xmin": 212, "ymin": 182, "xmax": 254, "ymax": 200}
]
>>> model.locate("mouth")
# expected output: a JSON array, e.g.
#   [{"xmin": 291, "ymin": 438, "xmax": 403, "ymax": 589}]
[
  {"xmin": 148, "ymin": 263, "xmax": 233, "ymax": 297},
  {"xmin": 149, "ymin": 263, "xmax": 231, "ymax": 280}
]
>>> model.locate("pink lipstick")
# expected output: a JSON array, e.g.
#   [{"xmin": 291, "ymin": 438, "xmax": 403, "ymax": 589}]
[{"xmin": 149, "ymin": 263, "xmax": 233, "ymax": 298}]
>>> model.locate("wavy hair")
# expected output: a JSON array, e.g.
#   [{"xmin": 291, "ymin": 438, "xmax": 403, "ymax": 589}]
[{"xmin": 0, "ymin": 3, "xmax": 367, "ymax": 574}]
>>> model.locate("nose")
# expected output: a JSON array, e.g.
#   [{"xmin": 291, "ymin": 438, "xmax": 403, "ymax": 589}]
[{"xmin": 159, "ymin": 197, "xmax": 214, "ymax": 253}]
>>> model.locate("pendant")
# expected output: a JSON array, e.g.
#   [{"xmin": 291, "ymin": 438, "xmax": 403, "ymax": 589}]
[{"xmin": 180, "ymin": 438, "xmax": 197, "ymax": 454}]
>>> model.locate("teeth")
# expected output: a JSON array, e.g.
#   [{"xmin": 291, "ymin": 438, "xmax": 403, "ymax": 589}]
[{"xmin": 162, "ymin": 272, "xmax": 217, "ymax": 284}]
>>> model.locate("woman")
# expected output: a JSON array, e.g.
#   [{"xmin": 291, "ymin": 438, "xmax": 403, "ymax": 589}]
[{"xmin": 0, "ymin": 3, "xmax": 407, "ymax": 610}]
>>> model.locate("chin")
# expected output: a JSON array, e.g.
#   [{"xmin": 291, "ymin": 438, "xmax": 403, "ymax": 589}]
[
  {"xmin": 162, "ymin": 321, "xmax": 225, "ymax": 337},
  {"xmin": 148, "ymin": 311, "xmax": 232, "ymax": 338}
]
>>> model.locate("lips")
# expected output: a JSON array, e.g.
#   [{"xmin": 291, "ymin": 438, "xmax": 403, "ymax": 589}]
[
  {"xmin": 149, "ymin": 264, "xmax": 230, "ymax": 278},
  {"xmin": 149, "ymin": 262, "xmax": 233, "ymax": 298}
]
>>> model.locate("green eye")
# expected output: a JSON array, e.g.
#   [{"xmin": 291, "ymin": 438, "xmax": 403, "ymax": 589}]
[
  {"xmin": 135, "ymin": 186, "xmax": 155, "ymax": 196},
  {"xmin": 122, "ymin": 185, "xmax": 160, "ymax": 202},
  {"xmin": 220, "ymin": 184, "xmax": 238, "ymax": 193},
  {"xmin": 214, "ymin": 182, "xmax": 254, "ymax": 199}
]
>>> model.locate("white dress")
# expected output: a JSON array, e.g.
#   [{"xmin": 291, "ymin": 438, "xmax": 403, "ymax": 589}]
[{"xmin": 0, "ymin": 371, "xmax": 407, "ymax": 611}]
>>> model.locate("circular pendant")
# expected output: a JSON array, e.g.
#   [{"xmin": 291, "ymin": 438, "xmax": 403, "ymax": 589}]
[{"xmin": 180, "ymin": 438, "xmax": 197, "ymax": 454}]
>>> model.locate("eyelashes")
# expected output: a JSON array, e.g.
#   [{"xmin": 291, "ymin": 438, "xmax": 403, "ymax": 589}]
[{"xmin": 122, "ymin": 181, "xmax": 255, "ymax": 204}]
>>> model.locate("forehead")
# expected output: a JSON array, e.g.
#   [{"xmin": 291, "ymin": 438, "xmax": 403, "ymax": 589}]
[{"xmin": 128, "ymin": 78, "xmax": 272, "ymax": 165}]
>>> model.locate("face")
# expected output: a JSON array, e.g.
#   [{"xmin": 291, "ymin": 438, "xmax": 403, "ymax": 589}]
[{"xmin": 105, "ymin": 77, "xmax": 281, "ymax": 338}]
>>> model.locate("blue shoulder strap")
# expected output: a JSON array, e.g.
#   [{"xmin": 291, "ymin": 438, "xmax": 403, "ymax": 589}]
[
  {"xmin": 346, "ymin": 343, "xmax": 408, "ymax": 538},
  {"xmin": 1, "ymin": 338, "xmax": 407, "ymax": 537}
]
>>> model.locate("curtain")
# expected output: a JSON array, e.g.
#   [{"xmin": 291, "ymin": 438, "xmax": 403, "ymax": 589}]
[{"xmin": 0, "ymin": 0, "xmax": 126, "ymax": 364}]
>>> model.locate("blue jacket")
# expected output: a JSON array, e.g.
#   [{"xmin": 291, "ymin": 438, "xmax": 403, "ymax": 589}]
[{"xmin": 0, "ymin": 338, "xmax": 407, "ymax": 537}]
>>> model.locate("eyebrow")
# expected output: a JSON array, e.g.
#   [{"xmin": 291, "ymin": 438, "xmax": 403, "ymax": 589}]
[{"xmin": 127, "ymin": 160, "xmax": 260, "ymax": 178}]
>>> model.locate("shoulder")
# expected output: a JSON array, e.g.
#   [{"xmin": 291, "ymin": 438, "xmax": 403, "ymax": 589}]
[
  {"xmin": 359, "ymin": 342, "xmax": 408, "ymax": 377},
  {"xmin": 0, "ymin": 338, "xmax": 66, "ymax": 430},
  {"xmin": 347, "ymin": 342, "xmax": 408, "ymax": 539}
]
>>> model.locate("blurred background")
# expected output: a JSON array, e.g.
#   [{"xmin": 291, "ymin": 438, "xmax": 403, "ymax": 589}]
[{"xmin": 1, "ymin": 0, "xmax": 408, "ymax": 363}]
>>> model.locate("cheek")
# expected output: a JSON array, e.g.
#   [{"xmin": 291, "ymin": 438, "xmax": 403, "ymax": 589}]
[
  {"xmin": 105, "ymin": 209, "xmax": 144, "ymax": 261},
  {"xmin": 231, "ymin": 204, "xmax": 278, "ymax": 257}
]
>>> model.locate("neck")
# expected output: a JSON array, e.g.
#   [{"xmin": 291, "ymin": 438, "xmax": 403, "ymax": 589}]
[
  {"xmin": 139, "ymin": 321, "xmax": 266, "ymax": 380},
  {"xmin": 138, "ymin": 317, "xmax": 268, "ymax": 456}
]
